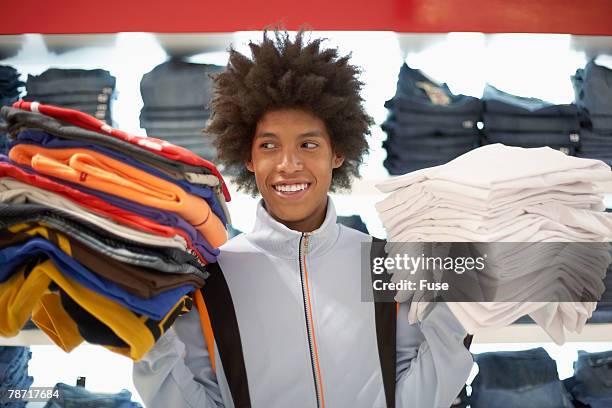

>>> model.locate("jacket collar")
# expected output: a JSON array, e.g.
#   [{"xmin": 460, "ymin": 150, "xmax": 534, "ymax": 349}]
[{"xmin": 246, "ymin": 196, "xmax": 340, "ymax": 259}]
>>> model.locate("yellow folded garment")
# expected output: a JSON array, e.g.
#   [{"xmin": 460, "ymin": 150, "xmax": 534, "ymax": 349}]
[
  {"xmin": 32, "ymin": 292, "xmax": 83, "ymax": 352},
  {"xmin": 0, "ymin": 259, "xmax": 154, "ymax": 360}
]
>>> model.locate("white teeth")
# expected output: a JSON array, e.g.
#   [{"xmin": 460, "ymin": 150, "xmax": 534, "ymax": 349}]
[{"xmin": 274, "ymin": 183, "xmax": 309, "ymax": 193}]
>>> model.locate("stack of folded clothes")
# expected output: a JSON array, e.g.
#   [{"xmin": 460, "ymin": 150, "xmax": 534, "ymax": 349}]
[
  {"xmin": 0, "ymin": 346, "xmax": 33, "ymax": 408},
  {"xmin": 564, "ymin": 349, "xmax": 612, "ymax": 408},
  {"xmin": 0, "ymin": 65, "xmax": 24, "ymax": 155},
  {"xmin": 337, "ymin": 215, "xmax": 369, "ymax": 234},
  {"xmin": 43, "ymin": 383, "xmax": 142, "ymax": 408},
  {"xmin": 482, "ymin": 84, "xmax": 580, "ymax": 155},
  {"xmin": 573, "ymin": 60, "xmax": 612, "ymax": 165},
  {"xmin": 470, "ymin": 348, "xmax": 573, "ymax": 408},
  {"xmin": 139, "ymin": 59, "xmax": 223, "ymax": 162},
  {"xmin": 375, "ymin": 144, "xmax": 612, "ymax": 344},
  {"xmin": 24, "ymin": 69, "xmax": 115, "ymax": 124},
  {"xmin": 0, "ymin": 101, "xmax": 231, "ymax": 361},
  {"xmin": 381, "ymin": 63, "xmax": 482, "ymax": 175}
]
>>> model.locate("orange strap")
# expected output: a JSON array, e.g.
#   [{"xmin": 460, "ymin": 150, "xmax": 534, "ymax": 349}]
[{"xmin": 194, "ymin": 290, "xmax": 216, "ymax": 373}]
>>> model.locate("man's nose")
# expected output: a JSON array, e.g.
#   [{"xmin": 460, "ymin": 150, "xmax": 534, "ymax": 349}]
[{"xmin": 277, "ymin": 148, "xmax": 303, "ymax": 173}]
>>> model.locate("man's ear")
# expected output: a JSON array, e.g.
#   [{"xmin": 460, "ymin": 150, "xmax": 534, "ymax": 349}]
[
  {"xmin": 332, "ymin": 153, "xmax": 345, "ymax": 169},
  {"xmin": 245, "ymin": 159, "xmax": 255, "ymax": 173}
]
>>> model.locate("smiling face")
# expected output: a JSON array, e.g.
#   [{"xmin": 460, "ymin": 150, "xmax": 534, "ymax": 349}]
[{"xmin": 246, "ymin": 108, "xmax": 344, "ymax": 232}]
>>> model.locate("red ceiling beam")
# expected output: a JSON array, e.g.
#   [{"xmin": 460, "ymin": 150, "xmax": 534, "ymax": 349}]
[{"xmin": 2, "ymin": 0, "xmax": 612, "ymax": 35}]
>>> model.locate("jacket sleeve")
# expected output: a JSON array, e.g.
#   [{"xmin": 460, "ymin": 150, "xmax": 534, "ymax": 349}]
[
  {"xmin": 395, "ymin": 302, "xmax": 473, "ymax": 408},
  {"xmin": 132, "ymin": 305, "xmax": 225, "ymax": 408}
]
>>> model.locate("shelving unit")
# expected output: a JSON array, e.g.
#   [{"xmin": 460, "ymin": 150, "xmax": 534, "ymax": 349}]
[{"xmin": 0, "ymin": 27, "xmax": 612, "ymax": 345}]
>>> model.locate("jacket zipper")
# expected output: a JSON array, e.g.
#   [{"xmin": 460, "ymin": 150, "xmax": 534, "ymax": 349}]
[{"xmin": 299, "ymin": 233, "xmax": 325, "ymax": 408}]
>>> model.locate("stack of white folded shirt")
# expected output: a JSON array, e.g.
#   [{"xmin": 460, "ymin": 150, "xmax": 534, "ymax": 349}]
[{"xmin": 376, "ymin": 144, "xmax": 612, "ymax": 344}]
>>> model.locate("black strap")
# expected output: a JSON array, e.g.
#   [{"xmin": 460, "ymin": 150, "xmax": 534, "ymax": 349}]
[
  {"xmin": 371, "ymin": 237, "xmax": 397, "ymax": 408},
  {"xmin": 200, "ymin": 263, "xmax": 252, "ymax": 407}
]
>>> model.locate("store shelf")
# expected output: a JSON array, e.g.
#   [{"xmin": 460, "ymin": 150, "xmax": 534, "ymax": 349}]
[
  {"xmin": 4, "ymin": 323, "xmax": 612, "ymax": 346},
  {"xmin": 473, "ymin": 323, "xmax": 612, "ymax": 344},
  {"xmin": 0, "ymin": 331, "xmax": 52, "ymax": 346}
]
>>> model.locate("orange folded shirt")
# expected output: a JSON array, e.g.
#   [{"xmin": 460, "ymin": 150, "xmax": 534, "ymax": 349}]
[{"xmin": 10, "ymin": 144, "xmax": 226, "ymax": 247}]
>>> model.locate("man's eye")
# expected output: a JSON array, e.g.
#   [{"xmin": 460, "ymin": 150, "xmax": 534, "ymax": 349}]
[
  {"xmin": 302, "ymin": 142, "xmax": 318, "ymax": 149},
  {"xmin": 261, "ymin": 142, "xmax": 276, "ymax": 149}
]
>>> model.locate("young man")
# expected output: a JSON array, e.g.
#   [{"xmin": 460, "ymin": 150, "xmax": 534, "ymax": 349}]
[{"xmin": 133, "ymin": 31, "xmax": 472, "ymax": 408}]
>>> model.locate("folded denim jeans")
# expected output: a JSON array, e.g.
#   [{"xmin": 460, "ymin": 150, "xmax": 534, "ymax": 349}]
[
  {"xmin": 25, "ymin": 92, "xmax": 111, "ymax": 105},
  {"xmin": 140, "ymin": 60, "xmax": 222, "ymax": 109},
  {"xmin": 389, "ymin": 111, "xmax": 479, "ymax": 131},
  {"xmin": 567, "ymin": 350, "xmax": 612, "ymax": 408},
  {"xmin": 26, "ymin": 68, "xmax": 116, "ymax": 95},
  {"xmin": 384, "ymin": 157, "xmax": 455, "ymax": 175},
  {"xmin": 337, "ymin": 215, "xmax": 369, "ymax": 234},
  {"xmin": 588, "ymin": 114, "xmax": 612, "ymax": 132},
  {"xmin": 140, "ymin": 108, "xmax": 209, "ymax": 121},
  {"xmin": 382, "ymin": 120, "xmax": 479, "ymax": 139},
  {"xmin": 470, "ymin": 348, "xmax": 573, "ymax": 408},
  {"xmin": 43, "ymin": 382, "xmax": 142, "ymax": 408},
  {"xmin": 573, "ymin": 61, "xmax": 612, "ymax": 117},
  {"xmin": 386, "ymin": 93, "xmax": 483, "ymax": 115},
  {"xmin": 383, "ymin": 135, "xmax": 478, "ymax": 151},
  {"xmin": 139, "ymin": 117, "xmax": 207, "ymax": 129},
  {"xmin": 0, "ymin": 346, "xmax": 30, "ymax": 383},
  {"xmin": 385, "ymin": 144, "xmax": 473, "ymax": 161},
  {"xmin": 483, "ymin": 131, "xmax": 580, "ymax": 149},
  {"xmin": 155, "ymin": 133, "xmax": 216, "ymax": 146},
  {"xmin": 483, "ymin": 113, "xmax": 580, "ymax": 133},
  {"xmin": 484, "ymin": 84, "xmax": 578, "ymax": 116}
]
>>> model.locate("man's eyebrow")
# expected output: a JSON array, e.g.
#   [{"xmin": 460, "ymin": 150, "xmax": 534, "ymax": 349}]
[
  {"xmin": 254, "ymin": 132, "xmax": 278, "ymax": 139},
  {"xmin": 254, "ymin": 130, "xmax": 323, "ymax": 139},
  {"xmin": 298, "ymin": 131, "xmax": 323, "ymax": 138}
]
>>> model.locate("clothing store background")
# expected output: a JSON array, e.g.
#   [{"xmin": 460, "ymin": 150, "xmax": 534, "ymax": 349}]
[{"xmin": 1, "ymin": 31, "xmax": 612, "ymax": 406}]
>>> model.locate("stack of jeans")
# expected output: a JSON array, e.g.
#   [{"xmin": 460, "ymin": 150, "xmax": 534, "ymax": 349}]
[
  {"xmin": 0, "ymin": 346, "xmax": 33, "ymax": 408},
  {"xmin": 0, "ymin": 65, "xmax": 24, "ymax": 155},
  {"xmin": 564, "ymin": 350, "xmax": 612, "ymax": 408},
  {"xmin": 43, "ymin": 383, "xmax": 142, "ymax": 408},
  {"xmin": 470, "ymin": 348, "xmax": 573, "ymax": 408},
  {"xmin": 24, "ymin": 69, "xmax": 115, "ymax": 124},
  {"xmin": 482, "ymin": 84, "xmax": 580, "ymax": 155},
  {"xmin": 573, "ymin": 61, "xmax": 612, "ymax": 165},
  {"xmin": 337, "ymin": 215, "xmax": 369, "ymax": 234},
  {"xmin": 140, "ymin": 59, "xmax": 223, "ymax": 162},
  {"xmin": 381, "ymin": 63, "xmax": 481, "ymax": 175}
]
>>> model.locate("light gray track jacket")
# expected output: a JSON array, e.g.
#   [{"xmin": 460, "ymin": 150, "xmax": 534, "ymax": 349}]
[{"xmin": 133, "ymin": 198, "xmax": 472, "ymax": 408}]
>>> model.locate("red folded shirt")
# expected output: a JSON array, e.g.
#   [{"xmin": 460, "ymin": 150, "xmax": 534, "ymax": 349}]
[
  {"xmin": 0, "ymin": 161, "xmax": 207, "ymax": 265},
  {"xmin": 12, "ymin": 100, "xmax": 231, "ymax": 202}
]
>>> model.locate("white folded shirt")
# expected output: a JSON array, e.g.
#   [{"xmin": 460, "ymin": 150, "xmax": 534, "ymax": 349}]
[
  {"xmin": 377, "ymin": 144, "xmax": 612, "ymax": 193},
  {"xmin": 375, "ymin": 145, "xmax": 612, "ymax": 344}
]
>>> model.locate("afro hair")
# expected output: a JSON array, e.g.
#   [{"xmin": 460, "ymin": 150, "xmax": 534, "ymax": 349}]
[{"xmin": 206, "ymin": 30, "xmax": 374, "ymax": 196}]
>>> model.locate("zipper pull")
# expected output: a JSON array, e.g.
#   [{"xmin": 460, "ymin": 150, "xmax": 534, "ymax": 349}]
[{"xmin": 303, "ymin": 233, "xmax": 310, "ymax": 254}]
